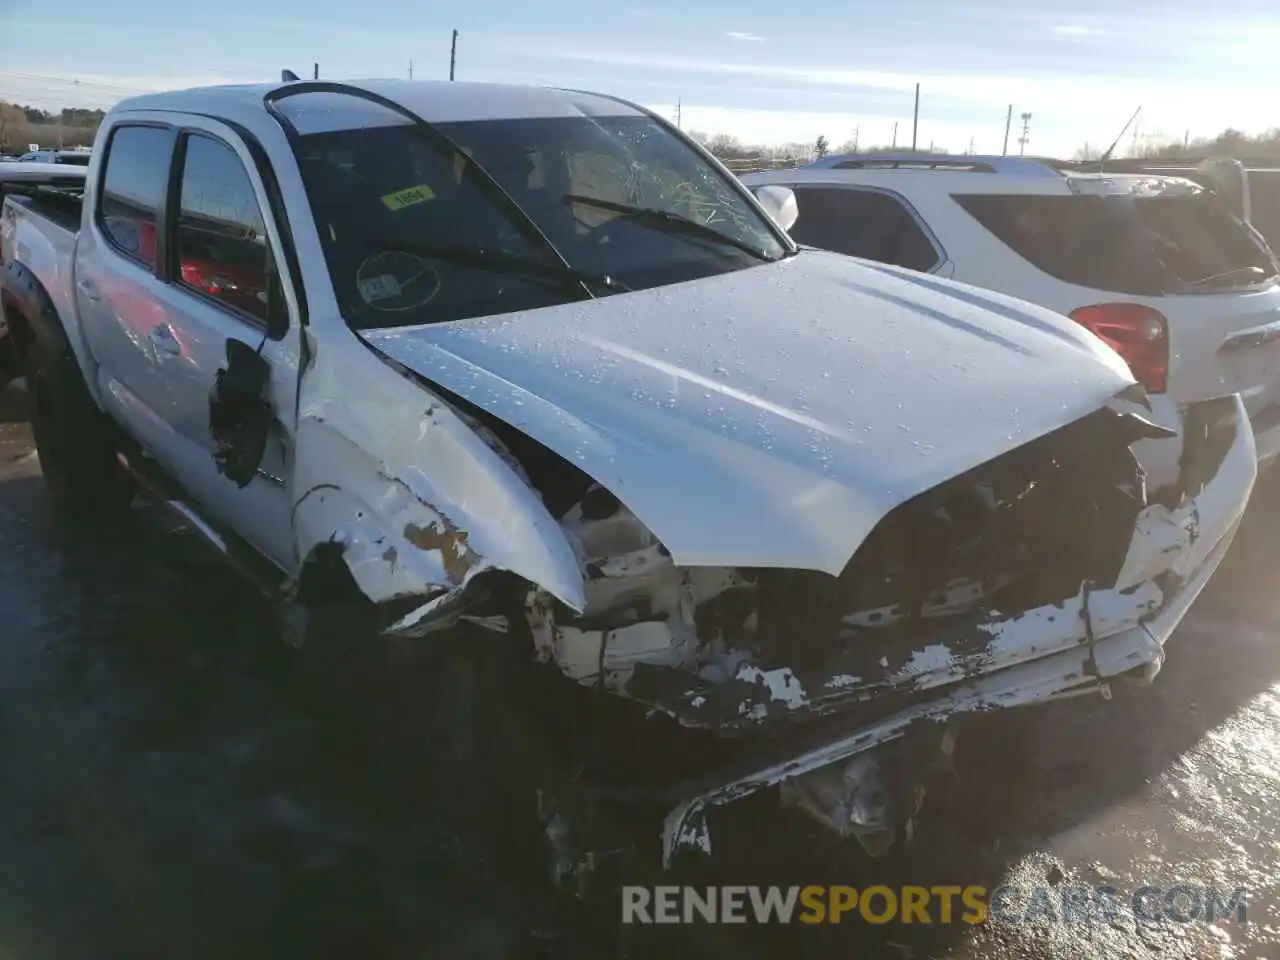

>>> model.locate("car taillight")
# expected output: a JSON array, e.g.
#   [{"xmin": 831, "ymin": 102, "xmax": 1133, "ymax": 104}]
[{"xmin": 1068, "ymin": 303, "xmax": 1169, "ymax": 394}]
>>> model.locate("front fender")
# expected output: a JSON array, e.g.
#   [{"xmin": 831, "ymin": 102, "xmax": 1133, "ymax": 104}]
[{"xmin": 293, "ymin": 330, "xmax": 586, "ymax": 633}]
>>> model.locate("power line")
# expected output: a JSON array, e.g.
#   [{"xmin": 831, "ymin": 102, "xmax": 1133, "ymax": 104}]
[
  {"xmin": 0, "ymin": 70, "xmax": 149, "ymax": 94},
  {"xmin": 0, "ymin": 92, "xmax": 118, "ymax": 111}
]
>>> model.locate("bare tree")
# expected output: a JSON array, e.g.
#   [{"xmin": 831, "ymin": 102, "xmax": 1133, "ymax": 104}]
[{"xmin": 706, "ymin": 133, "xmax": 749, "ymax": 159}]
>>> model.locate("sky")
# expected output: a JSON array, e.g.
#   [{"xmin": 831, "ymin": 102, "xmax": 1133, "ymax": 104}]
[{"xmin": 2, "ymin": 0, "xmax": 1279, "ymax": 158}]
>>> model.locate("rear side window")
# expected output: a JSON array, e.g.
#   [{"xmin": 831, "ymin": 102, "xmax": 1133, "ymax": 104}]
[
  {"xmin": 174, "ymin": 134, "xmax": 271, "ymax": 323},
  {"xmin": 954, "ymin": 193, "xmax": 1277, "ymax": 296},
  {"xmin": 99, "ymin": 125, "xmax": 172, "ymax": 268},
  {"xmin": 787, "ymin": 187, "xmax": 940, "ymax": 272}
]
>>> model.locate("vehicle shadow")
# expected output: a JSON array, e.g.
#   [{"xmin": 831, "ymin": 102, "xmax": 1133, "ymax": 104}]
[{"xmin": 0, "ymin": 383, "xmax": 29, "ymax": 423}]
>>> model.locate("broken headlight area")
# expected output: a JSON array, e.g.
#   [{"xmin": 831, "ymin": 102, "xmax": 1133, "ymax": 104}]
[
  {"xmin": 468, "ymin": 388, "xmax": 1251, "ymax": 880},
  {"xmin": 510, "ymin": 402, "xmax": 1222, "ymax": 866},
  {"xmin": 528, "ymin": 404, "xmax": 1160, "ymax": 735}
]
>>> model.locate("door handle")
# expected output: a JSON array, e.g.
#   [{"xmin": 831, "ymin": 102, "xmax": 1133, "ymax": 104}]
[
  {"xmin": 76, "ymin": 277, "xmax": 100, "ymax": 302},
  {"xmin": 148, "ymin": 325, "xmax": 181, "ymax": 356}
]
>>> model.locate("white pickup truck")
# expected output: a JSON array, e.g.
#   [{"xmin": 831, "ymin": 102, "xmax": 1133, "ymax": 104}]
[{"xmin": 0, "ymin": 79, "xmax": 1258, "ymax": 877}]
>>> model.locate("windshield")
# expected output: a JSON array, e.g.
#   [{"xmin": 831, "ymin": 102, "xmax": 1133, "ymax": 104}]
[
  {"xmin": 291, "ymin": 114, "xmax": 787, "ymax": 330},
  {"xmin": 954, "ymin": 191, "xmax": 1279, "ymax": 296}
]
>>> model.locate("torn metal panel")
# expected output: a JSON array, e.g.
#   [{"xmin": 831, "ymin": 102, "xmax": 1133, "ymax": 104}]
[
  {"xmin": 653, "ymin": 395, "xmax": 1254, "ymax": 867},
  {"xmin": 292, "ymin": 336, "xmax": 585, "ymax": 629},
  {"xmin": 524, "ymin": 400, "xmax": 1187, "ymax": 733},
  {"xmin": 660, "ymin": 521, "xmax": 1242, "ymax": 867},
  {"xmin": 611, "ymin": 576, "xmax": 1163, "ymax": 734},
  {"xmin": 528, "ymin": 490, "xmax": 749, "ymax": 689},
  {"xmin": 558, "ymin": 399, "xmax": 1251, "ymax": 736}
]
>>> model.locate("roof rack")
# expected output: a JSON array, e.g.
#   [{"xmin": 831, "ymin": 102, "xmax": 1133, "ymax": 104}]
[{"xmin": 806, "ymin": 153, "xmax": 1064, "ymax": 178}]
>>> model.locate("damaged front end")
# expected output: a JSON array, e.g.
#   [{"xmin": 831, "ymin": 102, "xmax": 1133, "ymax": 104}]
[{"xmin": 519, "ymin": 392, "xmax": 1254, "ymax": 867}]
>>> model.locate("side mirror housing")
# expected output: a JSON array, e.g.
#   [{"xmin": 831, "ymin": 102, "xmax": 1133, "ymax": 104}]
[
  {"xmin": 754, "ymin": 185, "xmax": 799, "ymax": 233},
  {"xmin": 264, "ymin": 269, "xmax": 290, "ymax": 341}
]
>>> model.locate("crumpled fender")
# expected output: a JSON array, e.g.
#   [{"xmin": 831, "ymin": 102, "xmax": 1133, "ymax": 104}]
[{"xmin": 292, "ymin": 330, "xmax": 585, "ymax": 629}]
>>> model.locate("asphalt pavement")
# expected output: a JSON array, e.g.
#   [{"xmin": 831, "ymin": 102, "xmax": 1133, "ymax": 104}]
[{"xmin": 2, "ymin": 382, "xmax": 1279, "ymax": 959}]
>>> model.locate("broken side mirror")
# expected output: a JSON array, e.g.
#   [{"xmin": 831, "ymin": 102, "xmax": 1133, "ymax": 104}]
[
  {"xmin": 210, "ymin": 338, "xmax": 273, "ymax": 488},
  {"xmin": 754, "ymin": 185, "xmax": 799, "ymax": 233},
  {"xmin": 264, "ymin": 266, "xmax": 290, "ymax": 341}
]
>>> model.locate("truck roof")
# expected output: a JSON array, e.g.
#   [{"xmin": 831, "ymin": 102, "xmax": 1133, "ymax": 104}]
[{"xmin": 115, "ymin": 80, "xmax": 645, "ymax": 134}]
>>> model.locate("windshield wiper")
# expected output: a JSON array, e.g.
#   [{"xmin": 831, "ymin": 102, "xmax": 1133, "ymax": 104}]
[
  {"xmin": 562, "ymin": 193, "xmax": 776, "ymax": 262},
  {"xmin": 1188, "ymin": 265, "xmax": 1271, "ymax": 288},
  {"xmin": 369, "ymin": 240, "xmax": 629, "ymax": 294}
]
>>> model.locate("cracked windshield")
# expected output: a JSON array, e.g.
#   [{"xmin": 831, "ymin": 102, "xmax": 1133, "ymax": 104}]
[{"xmin": 2, "ymin": 0, "xmax": 1280, "ymax": 957}]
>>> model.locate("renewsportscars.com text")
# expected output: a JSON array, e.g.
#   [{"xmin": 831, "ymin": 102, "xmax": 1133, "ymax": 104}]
[{"xmin": 621, "ymin": 884, "xmax": 1249, "ymax": 925}]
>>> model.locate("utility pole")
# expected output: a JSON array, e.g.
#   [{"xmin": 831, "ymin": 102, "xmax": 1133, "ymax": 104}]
[
  {"xmin": 1018, "ymin": 112, "xmax": 1032, "ymax": 155},
  {"xmin": 409, "ymin": 60, "xmax": 414, "ymax": 81},
  {"xmin": 911, "ymin": 82, "xmax": 920, "ymax": 151},
  {"xmin": 892, "ymin": 122, "xmax": 898, "ymax": 148},
  {"xmin": 676, "ymin": 99, "xmax": 682, "ymax": 129},
  {"xmin": 1002, "ymin": 104, "xmax": 1013, "ymax": 156},
  {"xmin": 449, "ymin": 29, "xmax": 458, "ymax": 81},
  {"xmin": 1184, "ymin": 129, "xmax": 1190, "ymax": 151},
  {"xmin": 852, "ymin": 125, "xmax": 859, "ymax": 151},
  {"xmin": 967, "ymin": 136, "xmax": 975, "ymax": 155},
  {"xmin": 313, "ymin": 62, "xmax": 319, "ymax": 80}
]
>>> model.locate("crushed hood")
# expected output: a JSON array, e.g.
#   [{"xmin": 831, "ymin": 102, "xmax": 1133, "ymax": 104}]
[{"xmin": 362, "ymin": 250, "xmax": 1136, "ymax": 576}]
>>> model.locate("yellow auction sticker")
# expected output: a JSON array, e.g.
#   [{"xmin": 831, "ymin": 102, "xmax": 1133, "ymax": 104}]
[{"xmin": 381, "ymin": 184, "xmax": 436, "ymax": 211}]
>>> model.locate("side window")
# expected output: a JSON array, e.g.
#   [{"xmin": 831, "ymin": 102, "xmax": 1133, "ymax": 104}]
[
  {"xmin": 788, "ymin": 186, "xmax": 941, "ymax": 272},
  {"xmin": 99, "ymin": 125, "xmax": 173, "ymax": 268},
  {"xmin": 174, "ymin": 133, "xmax": 271, "ymax": 323}
]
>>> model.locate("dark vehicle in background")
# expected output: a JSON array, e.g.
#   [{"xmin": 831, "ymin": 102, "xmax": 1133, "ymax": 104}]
[{"xmin": 17, "ymin": 150, "xmax": 92, "ymax": 166}]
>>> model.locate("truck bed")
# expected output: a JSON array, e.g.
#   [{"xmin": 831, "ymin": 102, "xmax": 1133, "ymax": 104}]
[
  {"xmin": 0, "ymin": 162, "xmax": 85, "ymax": 232},
  {"xmin": 1, "ymin": 183, "xmax": 83, "ymax": 382},
  {"xmin": 3, "ymin": 192, "xmax": 82, "ymax": 233}
]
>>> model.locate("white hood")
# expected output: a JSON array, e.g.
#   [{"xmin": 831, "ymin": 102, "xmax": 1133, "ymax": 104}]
[{"xmin": 362, "ymin": 251, "xmax": 1135, "ymax": 576}]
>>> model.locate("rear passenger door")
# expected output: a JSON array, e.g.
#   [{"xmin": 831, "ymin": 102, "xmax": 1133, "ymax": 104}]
[
  {"xmin": 76, "ymin": 121, "xmax": 182, "ymax": 452},
  {"xmin": 784, "ymin": 186, "xmax": 947, "ymax": 275}
]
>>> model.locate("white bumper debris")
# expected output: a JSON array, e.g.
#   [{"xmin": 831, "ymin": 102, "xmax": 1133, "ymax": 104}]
[{"xmin": 659, "ymin": 395, "xmax": 1256, "ymax": 866}]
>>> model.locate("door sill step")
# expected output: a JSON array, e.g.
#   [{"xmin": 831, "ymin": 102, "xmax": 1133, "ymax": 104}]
[{"xmin": 117, "ymin": 450, "xmax": 287, "ymax": 600}]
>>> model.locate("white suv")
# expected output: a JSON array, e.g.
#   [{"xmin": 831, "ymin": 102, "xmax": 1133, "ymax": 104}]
[{"xmin": 743, "ymin": 155, "xmax": 1280, "ymax": 493}]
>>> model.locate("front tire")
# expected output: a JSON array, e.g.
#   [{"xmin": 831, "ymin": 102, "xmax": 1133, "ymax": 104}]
[{"xmin": 25, "ymin": 335, "xmax": 135, "ymax": 521}]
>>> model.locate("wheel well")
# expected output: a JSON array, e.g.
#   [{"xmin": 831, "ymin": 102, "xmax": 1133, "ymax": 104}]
[
  {"xmin": 295, "ymin": 539, "xmax": 371, "ymax": 608},
  {"xmin": 1, "ymin": 291, "xmax": 34, "ymax": 380}
]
